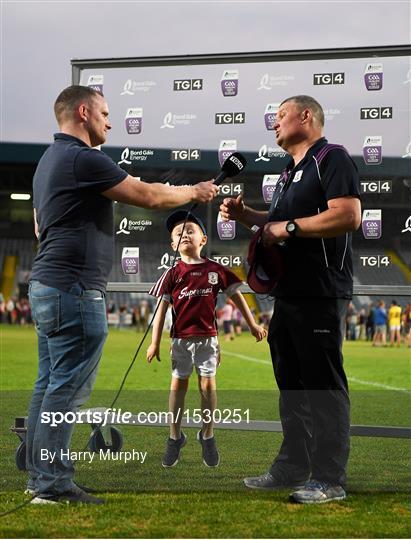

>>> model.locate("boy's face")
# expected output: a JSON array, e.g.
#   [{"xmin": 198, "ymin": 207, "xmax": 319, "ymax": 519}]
[{"xmin": 171, "ymin": 221, "xmax": 207, "ymax": 255}]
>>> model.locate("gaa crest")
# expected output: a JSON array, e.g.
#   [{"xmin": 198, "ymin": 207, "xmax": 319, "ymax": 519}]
[{"xmin": 208, "ymin": 272, "xmax": 218, "ymax": 285}]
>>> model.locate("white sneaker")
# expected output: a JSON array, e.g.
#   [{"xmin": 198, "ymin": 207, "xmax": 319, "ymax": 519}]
[{"xmin": 30, "ymin": 496, "xmax": 58, "ymax": 505}]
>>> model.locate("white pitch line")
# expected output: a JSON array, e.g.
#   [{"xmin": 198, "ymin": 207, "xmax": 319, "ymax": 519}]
[
  {"xmin": 222, "ymin": 350, "xmax": 411, "ymax": 394},
  {"xmin": 347, "ymin": 377, "xmax": 411, "ymax": 394},
  {"xmin": 221, "ymin": 350, "xmax": 271, "ymax": 365}
]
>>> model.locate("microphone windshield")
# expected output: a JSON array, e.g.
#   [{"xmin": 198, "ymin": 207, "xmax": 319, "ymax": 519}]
[{"xmin": 221, "ymin": 152, "xmax": 247, "ymax": 178}]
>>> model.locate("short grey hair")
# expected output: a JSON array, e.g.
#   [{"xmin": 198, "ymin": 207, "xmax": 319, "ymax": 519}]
[
  {"xmin": 54, "ymin": 85, "xmax": 103, "ymax": 123},
  {"xmin": 280, "ymin": 95, "xmax": 325, "ymax": 126}
]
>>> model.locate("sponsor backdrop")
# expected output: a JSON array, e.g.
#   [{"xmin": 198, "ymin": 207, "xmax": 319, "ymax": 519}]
[{"xmin": 78, "ymin": 52, "xmax": 410, "ymax": 291}]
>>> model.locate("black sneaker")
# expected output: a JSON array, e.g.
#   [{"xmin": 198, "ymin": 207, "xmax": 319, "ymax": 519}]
[
  {"xmin": 289, "ymin": 479, "xmax": 346, "ymax": 504},
  {"xmin": 197, "ymin": 430, "xmax": 220, "ymax": 467},
  {"xmin": 162, "ymin": 432, "xmax": 187, "ymax": 467},
  {"xmin": 75, "ymin": 482, "xmax": 99, "ymax": 494},
  {"xmin": 31, "ymin": 485, "xmax": 104, "ymax": 505},
  {"xmin": 244, "ymin": 468, "xmax": 308, "ymax": 490},
  {"xmin": 25, "ymin": 482, "xmax": 97, "ymax": 496}
]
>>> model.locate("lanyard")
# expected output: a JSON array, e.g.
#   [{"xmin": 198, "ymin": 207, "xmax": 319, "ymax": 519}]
[{"xmin": 269, "ymin": 169, "xmax": 292, "ymax": 213}]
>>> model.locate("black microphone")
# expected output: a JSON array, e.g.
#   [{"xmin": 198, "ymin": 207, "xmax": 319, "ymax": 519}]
[
  {"xmin": 214, "ymin": 152, "xmax": 247, "ymax": 186},
  {"xmin": 190, "ymin": 152, "xmax": 247, "ymax": 211}
]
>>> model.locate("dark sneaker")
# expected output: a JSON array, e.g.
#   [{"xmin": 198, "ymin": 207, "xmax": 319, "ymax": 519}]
[
  {"xmin": 74, "ymin": 482, "xmax": 99, "ymax": 494},
  {"xmin": 31, "ymin": 485, "xmax": 104, "ymax": 505},
  {"xmin": 197, "ymin": 430, "xmax": 220, "ymax": 467},
  {"xmin": 25, "ymin": 482, "xmax": 97, "ymax": 496},
  {"xmin": 244, "ymin": 468, "xmax": 308, "ymax": 490},
  {"xmin": 162, "ymin": 432, "xmax": 187, "ymax": 467},
  {"xmin": 290, "ymin": 479, "xmax": 346, "ymax": 504}
]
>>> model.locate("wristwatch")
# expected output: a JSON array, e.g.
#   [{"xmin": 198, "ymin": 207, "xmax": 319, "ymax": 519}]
[{"xmin": 285, "ymin": 220, "xmax": 298, "ymax": 237}]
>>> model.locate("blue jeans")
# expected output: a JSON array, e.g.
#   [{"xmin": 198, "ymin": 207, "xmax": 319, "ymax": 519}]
[{"xmin": 27, "ymin": 280, "xmax": 108, "ymax": 496}]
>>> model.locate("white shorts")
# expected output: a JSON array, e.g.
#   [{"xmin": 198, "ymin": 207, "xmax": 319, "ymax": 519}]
[
  {"xmin": 390, "ymin": 325, "xmax": 401, "ymax": 332},
  {"xmin": 170, "ymin": 336, "xmax": 220, "ymax": 379}
]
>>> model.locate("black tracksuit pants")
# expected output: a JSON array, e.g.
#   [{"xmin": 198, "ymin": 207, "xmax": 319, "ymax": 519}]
[{"xmin": 267, "ymin": 297, "xmax": 350, "ymax": 487}]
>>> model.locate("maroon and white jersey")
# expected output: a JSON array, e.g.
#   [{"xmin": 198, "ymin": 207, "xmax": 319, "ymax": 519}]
[{"xmin": 149, "ymin": 258, "xmax": 242, "ymax": 338}]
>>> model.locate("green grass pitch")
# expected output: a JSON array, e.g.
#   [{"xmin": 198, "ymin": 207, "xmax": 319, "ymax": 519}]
[{"xmin": 0, "ymin": 325, "xmax": 410, "ymax": 538}]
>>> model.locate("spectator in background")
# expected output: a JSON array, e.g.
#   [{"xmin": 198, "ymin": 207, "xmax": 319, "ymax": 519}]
[
  {"xmin": 20, "ymin": 298, "xmax": 31, "ymax": 325},
  {"xmin": 358, "ymin": 308, "xmax": 367, "ymax": 341},
  {"xmin": 138, "ymin": 299, "xmax": 151, "ymax": 332},
  {"xmin": 131, "ymin": 305, "xmax": 140, "ymax": 329},
  {"xmin": 366, "ymin": 302, "xmax": 375, "ymax": 341},
  {"xmin": 373, "ymin": 300, "xmax": 387, "ymax": 347},
  {"xmin": 402, "ymin": 303, "xmax": 411, "ymax": 348},
  {"xmin": 233, "ymin": 307, "xmax": 243, "ymax": 336},
  {"xmin": 258, "ymin": 310, "xmax": 273, "ymax": 331},
  {"xmin": 346, "ymin": 301, "xmax": 357, "ymax": 341},
  {"xmin": 6, "ymin": 297, "xmax": 15, "ymax": 324},
  {"xmin": 15, "ymin": 298, "xmax": 23, "ymax": 324},
  {"xmin": 388, "ymin": 300, "xmax": 402, "ymax": 347},
  {"xmin": 0, "ymin": 293, "xmax": 5, "ymax": 324},
  {"xmin": 118, "ymin": 304, "xmax": 128, "ymax": 330},
  {"xmin": 107, "ymin": 299, "xmax": 116, "ymax": 314},
  {"xmin": 221, "ymin": 298, "xmax": 235, "ymax": 341}
]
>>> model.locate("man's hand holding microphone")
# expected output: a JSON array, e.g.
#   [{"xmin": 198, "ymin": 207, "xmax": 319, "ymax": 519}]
[{"xmin": 192, "ymin": 180, "xmax": 220, "ymax": 203}]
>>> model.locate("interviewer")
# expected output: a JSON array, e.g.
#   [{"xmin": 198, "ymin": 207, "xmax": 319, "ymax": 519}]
[{"xmin": 27, "ymin": 85, "xmax": 218, "ymax": 505}]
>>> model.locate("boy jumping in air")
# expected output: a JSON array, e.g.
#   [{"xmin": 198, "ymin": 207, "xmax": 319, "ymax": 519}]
[{"xmin": 147, "ymin": 210, "xmax": 267, "ymax": 468}]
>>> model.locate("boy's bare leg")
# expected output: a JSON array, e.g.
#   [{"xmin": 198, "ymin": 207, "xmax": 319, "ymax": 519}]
[
  {"xmin": 169, "ymin": 376, "xmax": 189, "ymax": 440},
  {"xmin": 198, "ymin": 375, "xmax": 217, "ymax": 439}
]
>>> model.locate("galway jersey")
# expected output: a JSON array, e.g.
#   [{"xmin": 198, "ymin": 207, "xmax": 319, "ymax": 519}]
[{"xmin": 149, "ymin": 258, "xmax": 242, "ymax": 338}]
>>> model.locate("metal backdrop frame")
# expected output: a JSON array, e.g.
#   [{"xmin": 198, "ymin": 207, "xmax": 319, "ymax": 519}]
[{"xmin": 71, "ymin": 45, "xmax": 411, "ymax": 84}]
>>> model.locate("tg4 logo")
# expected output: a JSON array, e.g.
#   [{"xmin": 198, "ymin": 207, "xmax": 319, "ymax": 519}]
[
  {"xmin": 313, "ymin": 72, "xmax": 345, "ymax": 85},
  {"xmin": 173, "ymin": 79, "xmax": 203, "ymax": 91},
  {"xmin": 359, "ymin": 255, "xmax": 390, "ymax": 267},
  {"xmin": 360, "ymin": 181, "xmax": 392, "ymax": 194},
  {"xmin": 171, "ymin": 149, "xmax": 201, "ymax": 161},
  {"xmin": 218, "ymin": 183, "xmax": 243, "ymax": 197},
  {"xmin": 215, "ymin": 112, "xmax": 246, "ymax": 124},
  {"xmin": 360, "ymin": 107, "xmax": 392, "ymax": 119}
]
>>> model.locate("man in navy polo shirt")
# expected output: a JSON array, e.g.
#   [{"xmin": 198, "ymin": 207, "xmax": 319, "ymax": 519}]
[
  {"xmin": 220, "ymin": 95, "xmax": 361, "ymax": 504},
  {"xmin": 27, "ymin": 85, "xmax": 218, "ymax": 505}
]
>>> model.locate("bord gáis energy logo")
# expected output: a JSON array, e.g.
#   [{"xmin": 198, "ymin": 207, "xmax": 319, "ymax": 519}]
[{"xmin": 116, "ymin": 217, "xmax": 152, "ymax": 234}]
